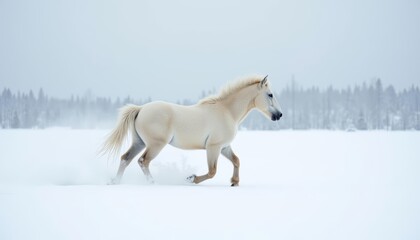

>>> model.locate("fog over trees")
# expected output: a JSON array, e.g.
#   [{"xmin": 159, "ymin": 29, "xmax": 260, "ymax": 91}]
[{"xmin": 1, "ymin": 79, "xmax": 419, "ymax": 130}]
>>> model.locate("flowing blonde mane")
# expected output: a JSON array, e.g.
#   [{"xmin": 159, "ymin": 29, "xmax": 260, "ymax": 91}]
[{"xmin": 198, "ymin": 76, "xmax": 263, "ymax": 104}]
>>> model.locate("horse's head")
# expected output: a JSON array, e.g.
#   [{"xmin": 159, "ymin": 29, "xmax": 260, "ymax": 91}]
[{"xmin": 254, "ymin": 76, "xmax": 283, "ymax": 121}]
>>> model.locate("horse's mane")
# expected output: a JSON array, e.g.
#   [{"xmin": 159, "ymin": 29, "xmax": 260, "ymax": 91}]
[{"xmin": 198, "ymin": 76, "xmax": 263, "ymax": 105}]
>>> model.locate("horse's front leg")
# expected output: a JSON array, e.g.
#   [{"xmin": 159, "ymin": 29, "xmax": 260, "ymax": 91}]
[
  {"xmin": 189, "ymin": 145, "xmax": 221, "ymax": 184},
  {"xmin": 221, "ymin": 145, "xmax": 240, "ymax": 186}
]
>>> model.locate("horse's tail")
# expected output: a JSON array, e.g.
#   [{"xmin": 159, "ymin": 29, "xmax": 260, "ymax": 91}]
[{"xmin": 100, "ymin": 104, "xmax": 142, "ymax": 158}]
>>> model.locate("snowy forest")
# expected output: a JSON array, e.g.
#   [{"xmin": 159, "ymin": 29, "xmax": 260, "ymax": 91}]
[{"xmin": 1, "ymin": 78, "xmax": 419, "ymax": 130}]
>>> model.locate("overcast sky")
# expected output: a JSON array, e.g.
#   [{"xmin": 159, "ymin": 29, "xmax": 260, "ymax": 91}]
[{"xmin": 1, "ymin": 0, "xmax": 419, "ymax": 101}]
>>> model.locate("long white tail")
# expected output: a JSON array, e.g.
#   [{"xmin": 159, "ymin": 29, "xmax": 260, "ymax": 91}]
[{"xmin": 100, "ymin": 104, "xmax": 142, "ymax": 158}]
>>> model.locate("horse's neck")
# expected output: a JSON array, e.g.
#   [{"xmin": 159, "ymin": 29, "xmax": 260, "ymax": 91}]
[{"xmin": 222, "ymin": 86, "xmax": 256, "ymax": 124}]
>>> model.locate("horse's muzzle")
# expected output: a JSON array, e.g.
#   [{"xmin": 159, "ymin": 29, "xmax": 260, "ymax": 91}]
[{"xmin": 271, "ymin": 111, "xmax": 282, "ymax": 121}]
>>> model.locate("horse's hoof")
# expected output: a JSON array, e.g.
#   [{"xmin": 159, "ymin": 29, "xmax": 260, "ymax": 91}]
[
  {"xmin": 186, "ymin": 175, "xmax": 196, "ymax": 183},
  {"xmin": 108, "ymin": 178, "xmax": 119, "ymax": 185},
  {"xmin": 231, "ymin": 183, "xmax": 239, "ymax": 187},
  {"xmin": 145, "ymin": 176, "xmax": 155, "ymax": 184}
]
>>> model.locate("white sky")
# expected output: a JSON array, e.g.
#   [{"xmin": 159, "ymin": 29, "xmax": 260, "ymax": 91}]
[{"xmin": 1, "ymin": 0, "xmax": 419, "ymax": 101}]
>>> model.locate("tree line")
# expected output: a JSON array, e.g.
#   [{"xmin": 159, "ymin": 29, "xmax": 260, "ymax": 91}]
[{"xmin": 1, "ymin": 79, "xmax": 419, "ymax": 130}]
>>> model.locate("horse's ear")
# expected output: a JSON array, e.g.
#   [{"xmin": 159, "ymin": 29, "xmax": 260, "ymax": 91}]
[{"xmin": 259, "ymin": 75, "xmax": 268, "ymax": 88}]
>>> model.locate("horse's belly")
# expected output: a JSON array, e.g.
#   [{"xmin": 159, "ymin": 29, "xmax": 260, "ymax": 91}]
[
  {"xmin": 169, "ymin": 133, "xmax": 206, "ymax": 150},
  {"xmin": 168, "ymin": 124, "xmax": 209, "ymax": 150}
]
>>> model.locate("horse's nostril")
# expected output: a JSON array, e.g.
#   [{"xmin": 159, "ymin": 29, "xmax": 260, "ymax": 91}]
[{"xmin": 271, "ymin": 111, "xmax": 282, "ymax": 121}]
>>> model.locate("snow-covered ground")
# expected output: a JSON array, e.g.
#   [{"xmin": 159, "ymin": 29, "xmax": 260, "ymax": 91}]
[{"xmin": 0, "ymin": 129, "xmax": 419, "ymax": 240}]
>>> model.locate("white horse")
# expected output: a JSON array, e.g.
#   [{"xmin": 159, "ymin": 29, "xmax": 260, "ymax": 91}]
[{"xmin": 101, "ymin": 75, "xmax": 282, "ymax": 186}]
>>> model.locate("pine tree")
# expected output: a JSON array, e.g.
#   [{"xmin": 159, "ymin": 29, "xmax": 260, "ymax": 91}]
[
  {"xmin": 11, "ymin": 111, "xmax": 20, "ymax": 128},
  {"xmin": 356, "ymin": 110, "xmax": 367, "ymax": 130}
]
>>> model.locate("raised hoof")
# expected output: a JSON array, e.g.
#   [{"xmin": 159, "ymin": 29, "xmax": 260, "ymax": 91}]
[{"xmin": 186, "ymin": 175, "xmax": 196, "ymax": 183}]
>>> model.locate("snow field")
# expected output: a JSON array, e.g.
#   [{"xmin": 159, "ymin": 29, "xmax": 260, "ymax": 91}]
[{"xmin": 0, "ymin": 129, "xmax": 419, "ymax": 240}]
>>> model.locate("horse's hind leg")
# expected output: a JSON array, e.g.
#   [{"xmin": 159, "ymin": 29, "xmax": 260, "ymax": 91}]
[
  {"xmin": 137, "ymin": 142, "xmax": 166, "ymax": 183},
  {"xmin": 110, "ymin": 137, "xmax": 145, "ymax": 184},
  {"xmin": 221, "ymin": 146, "xmax": 240, "ymax": 186}
]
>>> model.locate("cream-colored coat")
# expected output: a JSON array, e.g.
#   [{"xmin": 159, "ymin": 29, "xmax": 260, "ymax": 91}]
[{"xmin": 101, "ymin": 76, "xmax": 282, "ymax": 186}]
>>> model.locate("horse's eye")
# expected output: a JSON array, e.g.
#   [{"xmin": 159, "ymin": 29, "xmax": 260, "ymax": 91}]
[{"xmin": 268, "ymin": 93, "xmax": 273, "ymax": 98}]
